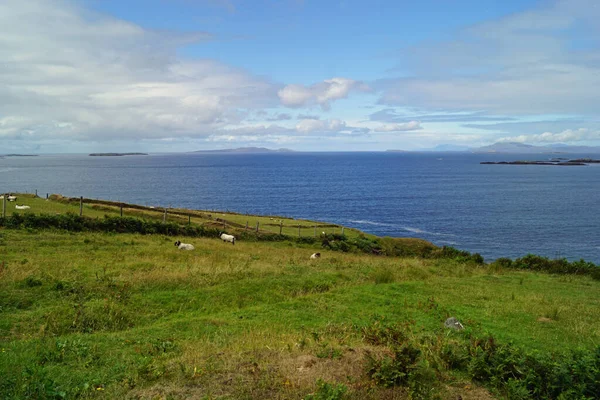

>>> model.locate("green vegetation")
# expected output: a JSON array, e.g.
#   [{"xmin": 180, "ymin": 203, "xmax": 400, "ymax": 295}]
[{"xmin": 1, "ymin": 194, "xmax": 600, "ymax": 399}]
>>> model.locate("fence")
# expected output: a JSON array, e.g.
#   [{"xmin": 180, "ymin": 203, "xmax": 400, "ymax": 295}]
[{"xmin": 1, "ymin": 191, "xmax": 347, "ymax": 238}]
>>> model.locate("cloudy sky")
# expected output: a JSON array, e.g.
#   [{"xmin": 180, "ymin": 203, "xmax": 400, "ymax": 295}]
[{"xmin": 1, "ymin": 0, "xmax": 599, "ymax": 153}]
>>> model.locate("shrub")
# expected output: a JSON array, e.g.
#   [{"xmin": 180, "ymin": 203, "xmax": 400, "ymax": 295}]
[
  {"xmin": 304, "ymin": 379, "xmax": 348, "ymax": 400},
  {"xmin": 511, "ymin": 254, "xmax": 600, "ymax": 279},
  {"xmin": 366, "ymin": 343, "xmax": 421, "ymax": 387}
]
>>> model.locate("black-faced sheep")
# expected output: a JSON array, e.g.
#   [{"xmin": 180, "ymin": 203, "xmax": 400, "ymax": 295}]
[
  {"xmin": 219, "ymin": 232, "xmax": 235, "ymax": 245},
  {"xmin": 174, "ymin": 240, "xmax": 194, "ymax": 250}
]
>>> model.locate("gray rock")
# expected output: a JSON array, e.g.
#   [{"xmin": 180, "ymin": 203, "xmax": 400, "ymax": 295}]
[{"xmin": 444, "ymin": 317, "xmax": 464, "ymax": 330}]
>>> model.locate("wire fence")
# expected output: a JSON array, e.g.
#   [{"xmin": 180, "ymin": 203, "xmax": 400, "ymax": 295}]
[{"xmin": 1, "ymin": 191, "xmax": 347, "ymax": 238}]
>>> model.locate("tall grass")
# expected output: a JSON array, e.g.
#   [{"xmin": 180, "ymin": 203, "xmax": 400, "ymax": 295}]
[{"xmin": 1, "ymin": 229, "xmax": 599, "ymax": 398}]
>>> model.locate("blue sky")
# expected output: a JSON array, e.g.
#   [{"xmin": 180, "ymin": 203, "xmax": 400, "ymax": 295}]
[{"xmin": 1, "ymin": 0, "xmax": 599, "ymax": 153}]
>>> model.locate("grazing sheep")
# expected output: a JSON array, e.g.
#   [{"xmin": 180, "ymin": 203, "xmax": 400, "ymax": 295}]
[
  {"xmin": 219, "ymin": 232, "xmax": 236, "ymax": 245},
  {"xmin": 174, "ymin": 240, "xmax": 194, "ymax": 250},
  {"xmin": 310, "ymin": 252, "xmax": 321, "ymax": 259},
  {"xmin": 7, "ymin": 195, "xmax": 17, "ymax": 202},
  {"xmin": 15, "ymin": 204, "xmax": 30, "ymax": 210}
]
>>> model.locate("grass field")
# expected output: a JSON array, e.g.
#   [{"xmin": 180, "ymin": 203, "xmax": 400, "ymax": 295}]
[
  {"xmin": 1, "ymin": 216, "xmax": 599, "ymax": 399},
  {"xmin": 2, "ymin": 194, "xmax": 366, "ymax": 239}
]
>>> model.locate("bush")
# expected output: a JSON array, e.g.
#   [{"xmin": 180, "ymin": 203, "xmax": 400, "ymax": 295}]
[
  {"xmin": 362, "ymin": 323, "xmax": 600, "ymax": 399},
  {"xmin": 366, "ymin": 343, "xmax": 421, "ymax": 387},
  {"xmin": 510, "ymin": 254, "xmax": 600, "ymax": 280},
  {"xmin": 304, "ymin": 379, "xmax": 347, "ymax": 400}
]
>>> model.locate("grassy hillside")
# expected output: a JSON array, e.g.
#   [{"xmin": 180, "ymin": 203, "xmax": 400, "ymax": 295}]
[
  {"xmin": 2, "ymin": 194, "xmax": 363, "ymax": 239},
  {"xmin": 1, "ymin": 196, "xmax": 599, "ymax": 399}
]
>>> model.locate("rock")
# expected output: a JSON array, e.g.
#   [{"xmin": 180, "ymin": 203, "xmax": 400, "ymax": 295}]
[{"xmin": 445, "ymin": 317, "xmax": 464, "ymax": 330}]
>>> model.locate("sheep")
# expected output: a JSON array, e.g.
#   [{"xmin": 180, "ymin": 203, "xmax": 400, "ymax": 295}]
[
  {"xmin": 15, "ymin": 204, "xmax": 30, "ymax": 210},
  {"xmin": 219, "ymin": 232, "xmax": 236, "ymax": 245},
  {"xmin": 174, "ymin": 240, "xmax": 194, "ymax": 250},
  {"xmin": 310, "ymin": 252, "xmax": 321, "ymax": 259},
  {"xmin": 7, "ymin": 195, "xmax": 17, "ymax": 202}
]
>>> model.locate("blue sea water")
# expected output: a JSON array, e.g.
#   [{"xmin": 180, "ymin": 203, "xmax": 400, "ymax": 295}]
[{"xmin": 1, "ymin": 152, "xmax": 599, "ymax": 263}]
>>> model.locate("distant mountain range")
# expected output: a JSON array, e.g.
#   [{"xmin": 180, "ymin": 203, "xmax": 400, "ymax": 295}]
[
  {"xmin": 191, "ymin": 147, "xmax": 294, "ymax": 153},
  {"xmin": 387, "ymin": 142, "xmax": 600, "ymax": 154},
  {"xmin": 472, "ymin": 142, "xmax": 600, "ymax": 154}
]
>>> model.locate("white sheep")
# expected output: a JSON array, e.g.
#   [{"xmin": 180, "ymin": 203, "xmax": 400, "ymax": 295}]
[
  {"xmin": 7, "ymin": 195, "xmax": 17, "ymax": 202},
  {"xmin": 174, "ymin": 240, "xmax": 194, "ymax": 250},
  {"xmin": 15, "ymin": 204, "xmax": 31, "ymax": 210},
  {"xmin": 310, "ymin": 252, "xmax": 321, "ymax": 259},
  {"xmin": 219, "ymin": 232, "xmax": 236, "ymax": 245}
]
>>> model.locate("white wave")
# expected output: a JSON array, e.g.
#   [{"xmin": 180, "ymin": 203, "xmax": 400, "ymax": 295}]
[
  {"xmin": 349, "ymin": 219, "xmax": 395, "ymax": 227},
  {"xmin": 0, "ymin": 167, "xmax": 16, "ymax": 173},
  {"xmin": 349, "ymin": 219, "xmax": 455, "ymax": 237}
]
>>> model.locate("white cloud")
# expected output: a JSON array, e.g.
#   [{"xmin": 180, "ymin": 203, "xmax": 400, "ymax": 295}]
[
  {"xmin": 295, "ymin": 118, "xmax": 346, "ymax": 133},
  {"xmin": 0, "ymin": 0, "xmax": 278, "ymax": 143},
  {"xmin": 374, "ymin": 121, "xmax": 422, "ymax": 132},
  {"xmin": 498, "ymin": 128, "xmax": 600, "ymax": 143},
  {"xmin": 378, "ymin": 0, "xmax": 600, "ymax": 116},
  {"xmin": 279, "ymin": 78, "xmax": 369, "ymax": 110}
]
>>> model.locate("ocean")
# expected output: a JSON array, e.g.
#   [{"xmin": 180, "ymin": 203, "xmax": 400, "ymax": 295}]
[{"xmin": 1, "ymin": 152, "xmax": 599, "ymax": 263}]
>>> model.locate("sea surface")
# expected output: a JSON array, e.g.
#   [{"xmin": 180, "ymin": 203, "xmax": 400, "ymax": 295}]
[{"xmin": 1, "ymin": 152, "xmax": 599, "ymax": 263}]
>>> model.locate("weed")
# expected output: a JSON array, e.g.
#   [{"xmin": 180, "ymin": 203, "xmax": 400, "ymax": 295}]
[
  {"xmin": 315, "ymin": 344, "xmax": 343, "ymax": 360},
  {"xmin": 24, "ymin": 276, "xmax": 43, "ymax": 287},
  {"xmin": 304, "ymin": 379, "xmax": 348, "ymax": 400},
  {"xmin": 366, "ymin": 343, "xmax": 421, "ymax": 387},
  {"xmin": 372, "ymin": 267, "xmax": 395, "ymax": 284}
]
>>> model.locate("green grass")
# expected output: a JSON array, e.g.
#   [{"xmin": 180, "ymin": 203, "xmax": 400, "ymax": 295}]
[
  {"xmin": 3, "ymin": 194, "xmax": 368, "ymax": 239},
  {"xmin": 1, "ymin": 225, "xmax": 599, "ymax": 399}
]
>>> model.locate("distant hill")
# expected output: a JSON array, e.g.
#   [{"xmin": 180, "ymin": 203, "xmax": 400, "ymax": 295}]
[
  {"xmin": 474, "ymin": 142, "xmax": 600, "ymax": 154},
  {"xmin": 191, "ymin": 147, "xmax": 294, "ymax": 153}
]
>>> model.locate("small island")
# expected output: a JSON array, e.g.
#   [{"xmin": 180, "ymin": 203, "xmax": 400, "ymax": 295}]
[{"xmin": 89, "ymin": 153, "xmax": 148, "ymax": 157}]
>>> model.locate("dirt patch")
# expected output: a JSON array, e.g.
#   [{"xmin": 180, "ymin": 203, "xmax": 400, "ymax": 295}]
[
  {"xmin": 279, "ymin": 347, "xmax": 381, "ymax": 390},
  {"xmin": 444, "ymin": 384, "xmax": 497, "ymax": 400}
]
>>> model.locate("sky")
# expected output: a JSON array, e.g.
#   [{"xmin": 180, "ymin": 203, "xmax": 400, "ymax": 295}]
[{"xmin": 1, "ymin": 0, "xmax": 599, "ymax": 153}]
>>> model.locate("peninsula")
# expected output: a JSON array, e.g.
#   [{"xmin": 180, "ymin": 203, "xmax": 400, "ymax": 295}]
[{"xmin": 1, "ymin": 193, "xmax": 599, "ymax": 399}]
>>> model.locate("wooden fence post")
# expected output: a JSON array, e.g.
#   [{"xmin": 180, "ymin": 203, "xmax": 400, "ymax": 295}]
[
  {"xmin": 298, "ymin": 224, "xmax": 301, "ymax": 237},
  {"xmin": 2, "ymin": 195, "xmax": 5, "ymax": 218},
  {"xmin": 256, "ymin": 221, "xmax": 259, "ymax": 232},
  {"xmin": 188, "ymin": 214, "xmax": 191, "ymax": 225},
  {"xmin": 314, "ymin": 225, "xmax": 316, "ymax": 237},
  {"xmin": 35, "ymin": 189, "xmax": 38, "ymax": 197},
  {"xmin": 120, "ymin": 204, "xmax": 123, "ymax": 217},
  {"xmin": 163, "ymin": 208, "xmax": 167, "ymax": 223},
  {"xmin": 46, "ymin": 193, "xmax": 49, "ymax": 199},
  {"xmin": 279, "ymin": 221, "xmax": 283, "ymax": 235},
  {"xmin": 245, "ymin": 221, "xmax": 248, "ymax": 230},
  {"xmin": 341, "ymin": 227, "xmax": 345, "ymax": 235},
  {"xmin": 79, "ymin": 196, "xmax": 83, "ymax": 216}
]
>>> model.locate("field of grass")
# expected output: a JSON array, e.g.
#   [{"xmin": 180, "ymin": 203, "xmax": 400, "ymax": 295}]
[
  {"xmin": 2, "ymin": 194, "xmax": 366, "ymax": 239},
  {"xmin": 1, "ymin": 220, "xmax": 599, "ymax": 399}
]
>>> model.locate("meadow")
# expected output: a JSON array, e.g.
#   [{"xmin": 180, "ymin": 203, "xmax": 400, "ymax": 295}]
[{"xmin": 1, "ymin": 196, "xmax": 599, "ymax": 399}]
